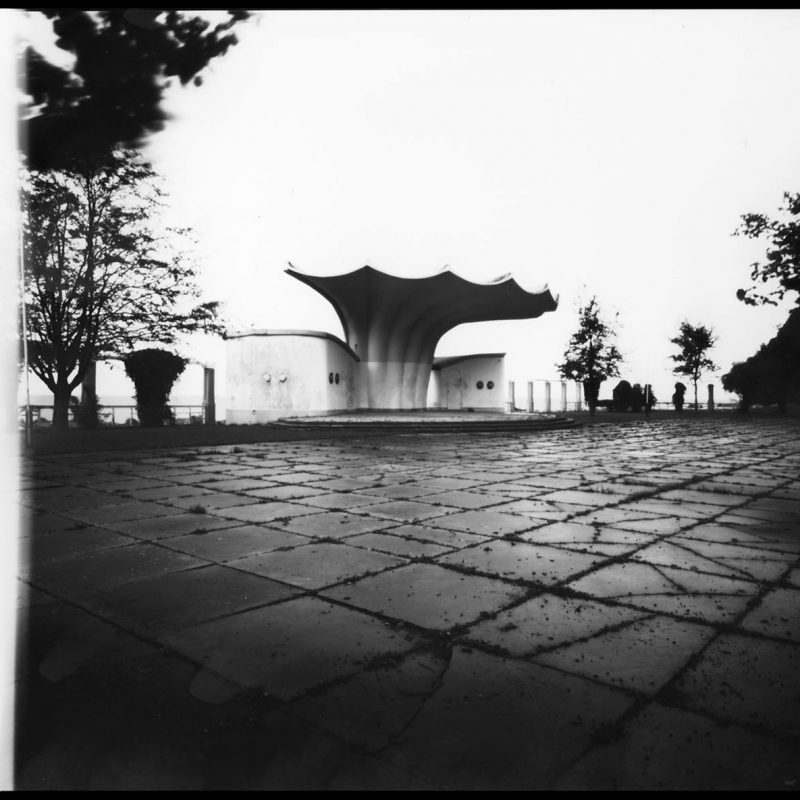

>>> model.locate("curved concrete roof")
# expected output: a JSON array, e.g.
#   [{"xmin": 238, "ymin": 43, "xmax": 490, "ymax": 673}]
[
  {"xmin": 224, "ymin": 329, "xmax": 359, "ymax": 360},
  {"xmin": 286, "ymin": 264, "xmax": 558, "ymax": 364}
]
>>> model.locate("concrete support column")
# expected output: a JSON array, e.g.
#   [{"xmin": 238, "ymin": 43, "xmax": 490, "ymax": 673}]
[
  {"xmin": 707, "ymin": 384, "xmax": 714, "ymax": 413},
  {"xmin": 203, "ymin": 367, "xmax": 216, "ymax": 425},
  {"xmin": 560, "ymin": 381, "xmax": 567, "ymax": 412},
  {"xmin": 527, "ymin": 381, "xmax": 534, "ymax": 413},
  {"xmin": 507, "ymin": 381, "xmax": 515, "ymax": 413},
  {"xmin": 576, "ymin": 382, "xmax": 583, "ymax": 412},
  {"xmin": 545, "ymin": 381, "xmax": 551, "ymax": 413}
]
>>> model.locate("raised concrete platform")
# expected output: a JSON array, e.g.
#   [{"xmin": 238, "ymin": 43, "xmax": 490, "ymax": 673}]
[
  {"xmin": 276, "ymin": 410, "xmax": 578, "ymax": 432},
  {"xmin": 13, "ymin": 415, "xmax": 800, "ymax": 790}
]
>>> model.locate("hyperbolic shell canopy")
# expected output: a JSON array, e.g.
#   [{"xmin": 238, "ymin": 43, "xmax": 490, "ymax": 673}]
[{"xmin": 286, "ymin": 264, "xmax": 558, "ymax": 363}]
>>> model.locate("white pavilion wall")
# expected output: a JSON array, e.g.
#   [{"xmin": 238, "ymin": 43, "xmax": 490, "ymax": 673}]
[
  {"xmin": 225, "ymin": 334, "xmax": 357, "ymax": 423},
  {"xmin": 428, "ymin": 356, "xmax": 505, "ymax": 412}
]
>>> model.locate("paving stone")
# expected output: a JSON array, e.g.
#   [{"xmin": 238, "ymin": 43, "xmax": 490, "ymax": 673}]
[
  {"xmin": 437, "ymin": 541, "xmax": 605, "ymax": 585},
  {"xmin": 27, "ymin": 511, "xmax": 85, "ymax": 535},
  {"xmin": 531, "ymin": 614, "xmax": 716, "ymax": 695},
  {"xmin": 21, "ymin": 486, "xmax": 120, "ymax": 512},
  {"xmin": 537, "ymin": 489, "xmax": 623, "ymax": 508},
  {"xmin": 630, "ymin": 541, "xmax": 754, "ymax": 580},
  {"xmin": 658, "ymin": 489, "xmax": 749, "ymax": 507},
  {"xmin": 162, "ymin": 525, "xmax": 310, "ymax": 562},
  {"xmin": 105, "ymin": 513, "xmax": 242, "ymax": 540},
  {"xmin": 321, "ymin": 562, "xmax": 526, "ymax": 630},
  {"xmin": 378, "ymin": 649, "xmax": 634, "ymax": 790},
  {"xmin": 79, "ymin": 564, "xmax": 300, "ymax": 636},
  {"xmin": 242, "ymin": 485, "xmax": 328, "ymax": 501},
  {"xmin": 738, "ymin": 588, "xmax": 800, "ymax": 642},
  {"xmin": 167, "ymin": 491, "xmax": 259, "ymax": 510},
  {"xmin": 664, "ymin": 633, "xmax": 800, "ymax": 739},
  {"xmin": 345, "ymin": 531, "xmax": 453, "ymax": 558},
  {"xmin": 124, "ymin": 485, "xmax": 214, "ymax": 502},
  {"xmin": 196, "ymin": 478, "xmax": 276, "ymax": 493},
  {"xmin": 378, "ymin": 524, "xmax": 490, "ymax": 549},
  {"xmin": 420, "ymin": 490, "xmax": 510, "ymax": 509},
  {"xmin": 597, "ymin": 515, "xmax": 692, "ymax": 535},
  {"xmin": 617, "ymin": 500, "xmax": 720, "ymax": 520},
  {"xmin": 489, "ymin": 498, "xmax": 588, "ymax": 521},
  {"xmin": 554, "ymin": 701, "xmax": 800, "ymax": 790},
  {"xmin": 610, "ymin": 591, "xmax": 754, "ymax": 625},
  {"xmin": 162, "ymin": 596, "xmax": 420, "ymax": 700},
  {"xmin": 463, "ymin": 594, "xmax": 647, "ymax": 656},
  {"xmin": 430, "ymin": 509, "xmax": 539, "ymax": 536},
  {"xmin": 23, "ymin": 542, "xmax": 207, "ymax": 596},
  {"xmin": 677, "ymin": 522, "xmax": 800, "ymax": 552},
  {"xmin": 23, "ymin": 527, "xmax": 137, "ymax": 566},
  {"xmin": 227, "ymin": 542, "xmax": 404, "ymax": 589},
  {"xmin": 210, "ymin": 501, "xmax": 318, "ymax": 525},
  {"xmin": 302, "ymin": 476, "xmax": 379, "ymax": 492},
  {"xmin": 280, "ymin": 511, "xmax": 392, "ymax": 539},
  {"xmin": 63, "ymin": 501, "xmax": 183, "ymax": 525},
  {"xmin": 415, "ymin": 476, "xmax": 485, "ymax": 491},
  {"xmin": 355, "ymin": 483, "xmax": 437, "ymax": 500},
  {"xmin": 357, "ymin": 499, "xmax": 458, "ymax": 522},
  {"xmin": 297, "ymin": 492, "xmax": 388, "ymax": 509},
  {"xmin": 568, "ymin": 562, "xmax": 682, "ymax": 598},
  {"xmin": 284, "ymin": 649, "xmax": 449, "ymax": 750}
]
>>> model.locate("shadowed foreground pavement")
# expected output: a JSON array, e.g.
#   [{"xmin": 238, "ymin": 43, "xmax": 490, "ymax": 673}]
[{"xmin": 14, "ymin": 416, "xmax": 800, "ymax": 790}]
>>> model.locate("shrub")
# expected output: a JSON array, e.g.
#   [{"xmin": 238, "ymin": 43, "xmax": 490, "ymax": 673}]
[{"xmin": 123, "ymin": 348, "xmax": 186, "ymax": 427}]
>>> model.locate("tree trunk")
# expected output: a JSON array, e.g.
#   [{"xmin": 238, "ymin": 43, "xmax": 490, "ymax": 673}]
[
  {"xmin": 52, "ymin": 382, "xmax": 72, "ymax": 430},
  {"xmin": 693, "ymin": 380, "xmax": 698, "ymax": 411}
]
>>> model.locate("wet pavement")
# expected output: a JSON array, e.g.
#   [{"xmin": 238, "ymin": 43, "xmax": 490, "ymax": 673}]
[{"xmin": 13, "ymin": 415, "xmax": 800, "ymax": 790}]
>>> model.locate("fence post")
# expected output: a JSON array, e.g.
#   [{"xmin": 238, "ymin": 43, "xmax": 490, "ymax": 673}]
[
  {"xmin": 707, "ymin": 384, "xmax": 715, "ymax": 413},
  {"xmin": 575, "ymin": 382, "xmax": 583, "ymax": 412},
  {"xmin": 203, "ymin": 367, "xmax": 216, "ymax": 425},
  {"xmin": 560, "ymin": 381, "xmax": 567, "ymax": 412},
  {"xmin": 527, "ymin": 381, "xmax": 534, "ymax": 413},
  {"xmin": 544, "ymin": 381, "xmax": 551, "ymax": 413},
  {"xmin": 507, "ymin": 381, "xmax": 515, "ymax": 413}
]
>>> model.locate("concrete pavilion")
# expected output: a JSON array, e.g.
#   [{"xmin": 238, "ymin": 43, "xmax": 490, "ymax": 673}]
[{"xmin": 225, "ymin": 265, "xmax": 558, "ymax": 423}]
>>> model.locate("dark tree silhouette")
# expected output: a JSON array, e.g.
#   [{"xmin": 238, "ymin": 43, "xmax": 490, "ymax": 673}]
[
  {"xmin": 556, "ymin": 297, "xmax": 623, "ymax": 415},
  {"xmin": 21, "ymin": 149, "xmax": 223, "ymax": 429},
  {"xmin": 669, "ymin": 322, "xmax": 717, "ymax": 411},
  {"xmin": 734, "ymin": 192, "xmax": 800, "ymax": 307},
  {"xmin": 22, "ymin": 8, "xmax": 251, "ymax": 170},
  {"xmin": 722, "ymin": 308, "xmax": 800, "ymax": 413}
]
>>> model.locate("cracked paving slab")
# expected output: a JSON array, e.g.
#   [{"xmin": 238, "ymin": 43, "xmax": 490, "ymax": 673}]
[
  {"xmin": 16, "ymin": 415, "xmax": 800, "ymax": 790},
  {"xmin": 226, "ymin": 542, "xmax": 406, "ymax": 590},
  {"xmin": 375, "ymin": 648, "xmax": 635, "ymax": 790},
  {"xmin": 529, "ymin": 614, "xmax": 717, "ymax": 695},
  {"xmin": 321, "ymin": 562, "xmax": 526, "ymax": 630},
  {"xmin": 662, "ymin": 633, "xmax": 800, "ymax": 740},
  {"xmin": 554, "ymin": 701, "xmax": 800, "ymax": 791},
  {"xmin": 437, "ymin": 540, "xmax": 606, "ymax": 585},
  {"xmin": 462, "ymin": 593, "xmax": 648, "ymax": 657},
  {"xmin": 161, "ymin": 596, "xmax": 421, "ymax": 701}
]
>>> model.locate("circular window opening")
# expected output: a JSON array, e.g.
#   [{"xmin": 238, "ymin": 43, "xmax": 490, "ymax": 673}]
[
  {"xmin": 487, "ymin": 381, "xmax": 494, "ymax": 390},
  {"xmin": 335, "ymin": 373, "xmax": 340, "ymax": 384},
  {"xmin": 328, "ymin": 372, "xmax": 334, "ymax": 384},
  {"xmin": 476, "ymin": 381, "xmax": 484, "ymax": 389}
]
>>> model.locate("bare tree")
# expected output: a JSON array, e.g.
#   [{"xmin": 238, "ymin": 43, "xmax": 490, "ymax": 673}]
[{"xmin": 21, "ymin": 149, "xmax": 223, "ymax": 429}]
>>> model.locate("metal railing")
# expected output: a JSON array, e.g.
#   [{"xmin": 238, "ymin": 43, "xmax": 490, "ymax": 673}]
[{"xmin": 19, "ymin": 404, "xmax": 209, "ymax": 428}]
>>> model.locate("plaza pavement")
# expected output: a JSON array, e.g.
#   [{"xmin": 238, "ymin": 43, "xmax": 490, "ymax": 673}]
[{"xmin": 13, "ymin": 415, "xmax": 800, "ymax": 790}]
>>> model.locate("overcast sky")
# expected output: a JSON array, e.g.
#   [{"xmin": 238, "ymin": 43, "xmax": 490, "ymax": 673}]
[{"xmin": 16, "ymin": 9, "xmax": 800, "ymax": 405}]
